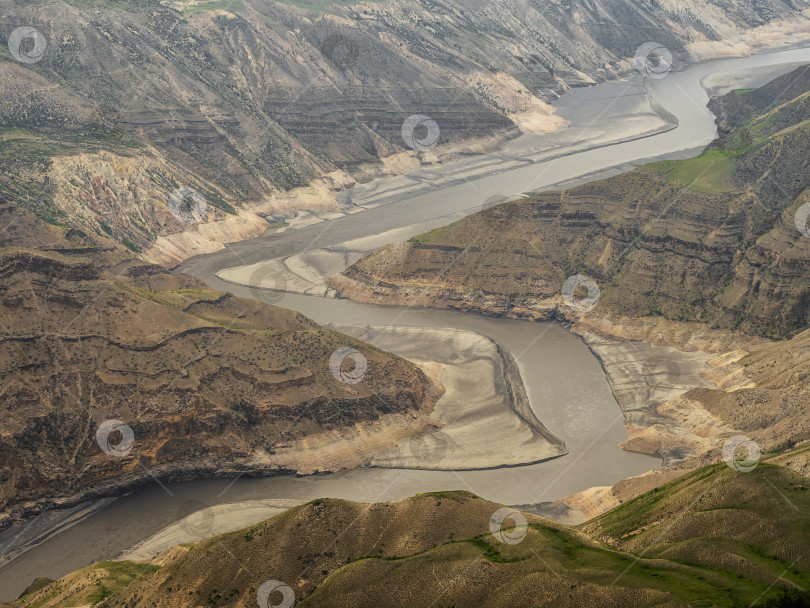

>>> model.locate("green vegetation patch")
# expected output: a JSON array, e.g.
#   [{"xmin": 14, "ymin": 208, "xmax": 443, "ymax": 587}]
[
  {"xmin": 19, "ymin": 561, "xmax": 159, "ymax": 607},
  {"xmin": 183, "ymin": 0, "xmax": 245, "ymax": 14},
  {"xmin": 663, "ymin": 149, "xmax": 737, "ymax": 193}
]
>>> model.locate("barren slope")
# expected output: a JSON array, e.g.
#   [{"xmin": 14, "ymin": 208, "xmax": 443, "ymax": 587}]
[
  {"xmin": 2, "ymin": 0, "xmax": 809, "ymax": 262},
  {"xmin": 0, "ymin": 201, "xmax": 437, "ymax": 529}
]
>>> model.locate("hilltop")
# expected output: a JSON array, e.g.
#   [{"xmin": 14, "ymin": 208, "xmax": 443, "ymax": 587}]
[{"xmin": 4, "ymin": 459, "xmax": 809, "ymax": 607}]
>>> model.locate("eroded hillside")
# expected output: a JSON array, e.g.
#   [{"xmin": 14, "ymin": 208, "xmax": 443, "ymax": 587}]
[
  {"xmin": 0, "ymin": 201, "xmax": 438, "ymax": 529},
  {"xmin": 2, "ymin": 0, "xmax": 809, "ymax": 263},
  {"xmin": 331, "ymin": 66, "xmax": 810, "ymax": 338}
]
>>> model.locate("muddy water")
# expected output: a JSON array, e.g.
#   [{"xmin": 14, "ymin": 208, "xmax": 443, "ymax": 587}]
[{"xmin": 1, "ymin": 48, "xmax": 809, "ymax": 600}]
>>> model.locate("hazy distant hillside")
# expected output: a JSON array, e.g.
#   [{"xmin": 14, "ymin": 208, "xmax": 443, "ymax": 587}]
[{"xmin": 1, "ymin": 0, "xmax": 808, "ymax": 262}]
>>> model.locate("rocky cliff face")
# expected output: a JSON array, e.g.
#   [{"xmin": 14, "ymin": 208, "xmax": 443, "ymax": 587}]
[
  {"xmin": 0, "ymin": 202, "xmax": 438, "ymax": 529},
  {"xmin": 329, "ymin": 66, "xmax": 810, "ymax": 461},
  {"xmin": 333, "ymin": 66, "xmax": 810, "ymax": 339},
  {"xmin": 1, "ymin": 0, "xmax": 808, "ymax": 264}
]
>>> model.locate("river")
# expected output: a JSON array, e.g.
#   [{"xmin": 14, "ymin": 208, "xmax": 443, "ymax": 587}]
[{"xmin": 1, "ymin": 47, "xmax": 809, "ymax": 601}]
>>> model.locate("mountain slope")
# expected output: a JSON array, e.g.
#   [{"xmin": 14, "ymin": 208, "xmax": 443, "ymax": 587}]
[
  {"xmin": 327, "ymin": 65, "xmax": 810, "ymax": 467},
  {"xmin": 0, "ymin": 201, "xmax": 438, "ymax": 529},
  {"xmin": 2, "ymin": 0, "xmax": 809, "ymax": 263},
  {"xmin": 330, "ymin": 65, "xmax": 810, "ymax": 339},
  {"xmin": 6, "ymin": 462, "xmax": 810, "ymax": 607}
]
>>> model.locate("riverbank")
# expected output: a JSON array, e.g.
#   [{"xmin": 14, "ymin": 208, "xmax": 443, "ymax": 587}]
[
  {"xmin": 340, "ymin": 324, "xmax": 567, "ymax": 471},
  {"xmin": 144, "ymin": 129, "xmax": 530, "ymax": 267},
  {"xmin": 118, "ymin": 498, "xmax": 305, "ymax": 562},
  {"xmin": 144, "ymin": 37, "xmax": 810, "ymax": 269},
  {"xmin": 0, "ymin": 323, "xmax": 558, "ymax": 579},
  {"xmin": 326, "ymin": 274, "xmax": 742, "ymax": 467}
]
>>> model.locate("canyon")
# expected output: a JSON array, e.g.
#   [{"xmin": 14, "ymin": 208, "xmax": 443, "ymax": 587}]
[
  {"xmin": 1, "ymin": 2, "xmax": 810, "ymax": 605},
  {"xmin": 323, "ymin": 63, "xmax": 810, "ymax": 512},
  {"xmin": 3, "ymin": 0, "xmax": 810, "ymax": 266}
]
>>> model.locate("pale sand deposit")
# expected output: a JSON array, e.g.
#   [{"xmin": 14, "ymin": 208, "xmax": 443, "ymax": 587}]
[
  {"xmin": 216, "ymin": 216, "xmax": 468, "ymax": 297},
  {"xmin": 548, "ymin": 331, "xmax": 767, "ymax": 521},
  {"xmin": 511, "ymin": 332, "xmax": 730, "ymax": 523},
  {"xmin": 578, "ymin": 333, "xmax": 718, "ymax": 466},
  {"xmin": 143, "ymin": 128, "xmax": 526, "ymax": 267},
  {"xmin": 702, "ymin": 62, "xmax": 809, "ymax": 97},
  {"xmin": 559, "ymin": 467, "xmax": 688, "ymax": 521},
  {"xmin": 336, "ymin": 325, "xmax": 567, "ymax": 470},
  {"xmin": 228, "ymin": 324, "xmax": 564, "ymax": 475},
  {"xmin": 118, "ymin": 499, "xmax": 304, "ymax": 561}
]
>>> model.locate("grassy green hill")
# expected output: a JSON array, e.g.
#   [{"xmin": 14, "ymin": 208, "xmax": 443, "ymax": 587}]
[{"xmin": 6, "ymin": 458, "xmax": 809, "ymax": 607}]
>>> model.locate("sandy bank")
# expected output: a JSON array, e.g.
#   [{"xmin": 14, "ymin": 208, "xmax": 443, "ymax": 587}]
[
  {"xmin": 335, "ymin": 324, "xmax": 567, "ymax": 470},
  {"xmin": 118, "ymin": 499, "xmax": 304, "ymax": 561},
  {"xmin": 144, "ymin": 129, "xmax": 524, "ymax": 267}
]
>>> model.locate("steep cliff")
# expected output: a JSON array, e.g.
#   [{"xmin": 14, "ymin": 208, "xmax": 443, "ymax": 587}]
[{"xmin": 1, "ymin": 0, "xmax": 809, "ymax": 263}]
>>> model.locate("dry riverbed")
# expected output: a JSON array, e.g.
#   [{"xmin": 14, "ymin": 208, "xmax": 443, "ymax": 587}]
[{"xmin": 339, "ymin": 324, "xmax": 567, "ymax": 470}]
